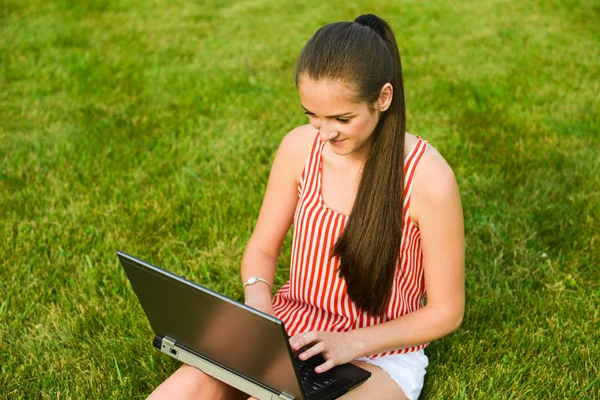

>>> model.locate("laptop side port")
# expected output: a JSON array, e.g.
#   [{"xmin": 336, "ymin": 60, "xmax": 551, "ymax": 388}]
[{"xmin": 160, "ymin": 336, "xmax": 179, "ymax": 360}]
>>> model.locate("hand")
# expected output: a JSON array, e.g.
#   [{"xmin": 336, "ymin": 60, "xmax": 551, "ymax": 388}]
[{"xmin": 289, "ymin": 331, "xmax": 364, "ymax": 374}]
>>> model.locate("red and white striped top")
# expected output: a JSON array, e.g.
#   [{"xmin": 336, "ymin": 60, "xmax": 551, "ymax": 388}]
[{"xmin": 272, "ymin": 133, "xmax": 430, "ymax": 358}]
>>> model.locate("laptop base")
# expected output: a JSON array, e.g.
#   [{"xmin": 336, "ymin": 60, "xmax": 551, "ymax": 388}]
[{"xmin": 156, "ymin": 336, "xmax": 295, "ymax": 400}]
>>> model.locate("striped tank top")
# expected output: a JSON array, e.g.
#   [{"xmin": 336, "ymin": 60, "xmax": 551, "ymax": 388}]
[{"xmin": 272, "ymin": 133, "xmax": 430, "ymax": 358}]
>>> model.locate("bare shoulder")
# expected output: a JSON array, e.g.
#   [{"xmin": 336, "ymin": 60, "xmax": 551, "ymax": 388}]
[
  {"xmin": 277, "ymin": 124, "xmax": 318, "ymax": 180},
  {"xmin": 280, "ymin": 124, "xmax": 317, "ymax": 151},
  {"xmin": 415, "ymin": 145, "xmax": 456, "ymax": 184},
  {"xmin": 410, "ymin": 143, "xmax": 461, "ymax": 226}
]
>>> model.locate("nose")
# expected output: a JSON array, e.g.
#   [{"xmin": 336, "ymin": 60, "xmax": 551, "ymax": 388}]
[{"xmin": 318, "ymin": 122, "xmax": 338, "ymax": 142}]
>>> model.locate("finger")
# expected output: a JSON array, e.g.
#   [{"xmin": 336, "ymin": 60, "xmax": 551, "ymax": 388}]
[
  {"xmin": 290, "ymin": 331, "xmax": 319, "ymax": 350},
  {"xmin": 299, "ymin": 341, "xmax": 326, "ymax": 361},
  {"xmin": 315, "ymin": 358, "xmax": 336, "ymax": 374},
  {"xmin": 290, "ymin": 332, "xmax": 313, "ymax": 350}
]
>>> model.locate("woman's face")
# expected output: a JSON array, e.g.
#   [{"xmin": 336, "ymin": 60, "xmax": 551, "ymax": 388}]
[{"xmin": 297, "ymin": 76, "xmax": 383, "ymax": 162}]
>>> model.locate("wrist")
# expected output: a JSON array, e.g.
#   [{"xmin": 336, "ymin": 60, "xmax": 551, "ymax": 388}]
[
  {"xmin": 243, "ymin": 282, "xmax": 272, "ymax": 304},
  {"xmin": 245, "ymin": 296, "xmax": 271, "ymax": 308},
  {"xmin": 244, "ymin": 293, "xmax": 276, "ymax": 318},
  {"xmin": 243, "ymin": 276, "xmax": 272, "ymax": 292},
  {"xmin": 346, "ymin": 328, "xmax": 370, "ymax": 359}
]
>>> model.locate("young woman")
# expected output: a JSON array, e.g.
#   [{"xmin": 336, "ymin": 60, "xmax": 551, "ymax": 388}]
[{"xmin": 148, "ymin": 14, "xmax": 464, "ymax": 400}]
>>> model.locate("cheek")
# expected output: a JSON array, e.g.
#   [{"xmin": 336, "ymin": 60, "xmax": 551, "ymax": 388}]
[{"xmin": 349, "ymin": 117, "xmax": 376, "ymax": 136}]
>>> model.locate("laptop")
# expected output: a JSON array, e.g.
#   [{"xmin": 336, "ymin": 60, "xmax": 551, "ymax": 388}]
[{"xmin": 117, "ymin": 251, "xmax": 371, "ymax": 400}]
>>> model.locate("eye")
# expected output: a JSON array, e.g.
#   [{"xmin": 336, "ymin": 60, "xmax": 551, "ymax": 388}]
[
  {"xmin": 337, "ymin": 118, "xmax": 350, "ymax": 124},
  {"xmin": 304, "ymin": 111, "xmax": 316, "ymax": 118}
]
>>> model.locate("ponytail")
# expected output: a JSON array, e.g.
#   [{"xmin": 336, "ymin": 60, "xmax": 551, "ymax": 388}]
[{"xmin": 296, "ymin": 15, "xmax": 406, "ymax": 317}]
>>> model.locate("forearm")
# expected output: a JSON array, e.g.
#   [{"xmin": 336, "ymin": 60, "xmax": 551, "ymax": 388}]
[
  {"xmin": 347, "ymin": 304, "xmax": 464, "ymax": 357},
  {"xmin": 241, "ymin": 243, "xmax": 278, "ymax": 305}
]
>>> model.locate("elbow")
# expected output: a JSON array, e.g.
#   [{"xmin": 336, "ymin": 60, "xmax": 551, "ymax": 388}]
[
  {"xmin": 426, "ymin": 300, "xmax": 465, "ymax": 336},
  {"xmin": 451, "ymin": 309, "xmax": 464, "ymax": 332},
  {"xmin": 449, "ymin": 300, "xmax": 465, "ymax": 332},
  {"xmin": 440, "ymin": 305, "xmax": 464, "ymax": 334}
]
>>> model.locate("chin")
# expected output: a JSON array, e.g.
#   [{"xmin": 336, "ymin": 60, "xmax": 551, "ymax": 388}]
[{"xmin": 329, "ymin": 142, "xmax": 348, "ymax": 154}]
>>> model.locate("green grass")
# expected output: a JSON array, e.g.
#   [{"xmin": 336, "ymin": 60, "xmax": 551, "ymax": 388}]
[{"xmin": 1, "ymin": 0, "xmax": 598, "ymax": 398}]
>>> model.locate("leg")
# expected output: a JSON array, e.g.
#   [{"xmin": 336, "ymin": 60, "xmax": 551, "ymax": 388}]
[
  {"xmin": 147, "ymin": 364, "xmax": 249, "ymax": 400},
  {"xmin": 338, "ymin": 361, "xmax": 409, "ymax": 400}
]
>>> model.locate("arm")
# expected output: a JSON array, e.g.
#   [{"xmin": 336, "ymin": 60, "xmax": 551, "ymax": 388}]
[
  {"xmin": 241, "ymin": 126, "xmax": 316, "ymax": 313},
  {"xmin": 291, "ymin": 148, "xmax": 465, "ymax": 368}
]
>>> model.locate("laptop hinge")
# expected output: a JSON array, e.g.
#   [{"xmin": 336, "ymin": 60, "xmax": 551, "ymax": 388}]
[{"xmin": 161, "ymin": 336, "xmax": 178, "ymax": 357}]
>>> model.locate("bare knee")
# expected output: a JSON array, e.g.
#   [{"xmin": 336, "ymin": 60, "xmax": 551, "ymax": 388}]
[{"xmin": 147, "ymin": 364, "xmax": 246, "ymax": 400}]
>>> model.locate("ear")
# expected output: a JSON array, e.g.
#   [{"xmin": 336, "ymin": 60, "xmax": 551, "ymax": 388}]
[{"xmin": 377, "ymin": 83, "xmax": 393, "ymax": 112}]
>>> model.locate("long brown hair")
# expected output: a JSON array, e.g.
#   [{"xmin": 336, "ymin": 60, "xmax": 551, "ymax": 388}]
[{"xmin": 295, "ymin": 15, "xmax": 406, "ymax": 317}]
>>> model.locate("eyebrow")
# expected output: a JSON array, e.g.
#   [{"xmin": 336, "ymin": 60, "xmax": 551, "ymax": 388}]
[{"xmin": 301, "ymin": 104, "xmax": 354, "ymax": 118}]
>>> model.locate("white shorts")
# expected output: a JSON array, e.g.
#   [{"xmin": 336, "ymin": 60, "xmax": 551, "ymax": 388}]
[{"xmin": 355, "ymin": 350, "xmax": 428, "ymax": 400}]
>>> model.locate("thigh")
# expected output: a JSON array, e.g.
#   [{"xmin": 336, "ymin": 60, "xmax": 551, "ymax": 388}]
[
  {"xmin": 338, "ymin": 361, "xmax": 408, "ymax": 400},
  {"xmin": 147, "ymin": 364, "xmax": 249, "ymax": 400}
]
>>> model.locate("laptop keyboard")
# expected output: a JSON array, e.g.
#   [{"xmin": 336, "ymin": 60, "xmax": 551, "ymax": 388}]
[{"xmin": 296, "ymin": 359, "xmax": 338, "ymax": 395}]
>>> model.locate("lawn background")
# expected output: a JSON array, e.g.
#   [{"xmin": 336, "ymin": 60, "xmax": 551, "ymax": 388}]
[{"xmin": 1, "ymin": 0, "xmax": 599, "ymax": 398}]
